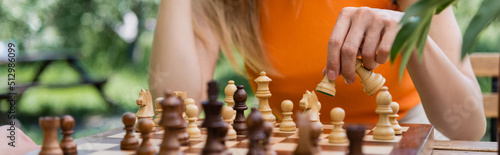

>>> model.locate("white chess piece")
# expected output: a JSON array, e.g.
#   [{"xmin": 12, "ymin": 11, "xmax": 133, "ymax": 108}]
[
  {"xmin": 389, "ymin": 102, "xmax": 402, "ymax": 135},
  {"xmin": 329, "ymin": 107, "xmax": 347, "ymax": 143},
  {"xmin": 279, "ymin": 100, "xmax": 296, "ymax": 131},
  {"xmin": 186, "ymin": 104, "xmax": 201, "ymax": 138},
  {"xmin": 222, "ymin": 106, "xmax": 237, "ymax": 140},
  {"xmin": 255, "ymin": 71, "xmax": 276, "ymax": 125},
  {"xmin": 373, "ymin": 86, "xmax": 395, "ymax": 140}
]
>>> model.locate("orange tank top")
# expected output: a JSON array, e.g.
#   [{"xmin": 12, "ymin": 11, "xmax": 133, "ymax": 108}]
[{"xmin": 245, "ymin": 0, "xmax": 421, "ymax": 123}]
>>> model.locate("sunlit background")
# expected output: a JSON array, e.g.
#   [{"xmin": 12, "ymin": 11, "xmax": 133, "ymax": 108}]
[{"xmin": 0, "ymin": 0, "xmax": 498, "ymax": 144}]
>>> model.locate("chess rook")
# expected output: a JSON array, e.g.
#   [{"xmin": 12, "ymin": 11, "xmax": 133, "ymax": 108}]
[
  {"xmin": 255, "ymin": 71, "xmax": 277, "ymax": 125},
  {"xmin": 39, "ymin": 116, "xmax": 63, "ymax": 155},
  {"xmin": 60, "ymin": 115, "xmax": 77, "ymax": 155},
  {"xmin": 136, "ymin": 119, "xmax": 156, "ymax": 155},
  {"xmin": 373, "ymin": 86, "xmax": 395, "ymax": 140},
  {"xmin": 153, "ymin": 97, "xmax": 164, "ymax": 126},
  {"xmin": 159, "ymin": 91, "xmax": 183, "ymax": 155},
  {"xmin": 222, "ymin": 106, "xmax": 237, "ymax": 140},
  {"xmin": 202, "ymin": 80, "xmax": 229, "ymax": 155},
  {"xmin": 279, "ymin": 100, "xmax": 296, "ymax": 131},
  {"xmin": 135, "ymin": 89, "xmax": 155, "ymax": 132},
  {"xmin": 121, "ymin": 112, "xmax": 139, "ymax": 150},
  {"xmin": 316, "ymin": 75, "xmax": 336, "ymax": 97},
  {"xmin": 186, "ymin": 103, "xmax": 201, "ymax": 138},
  {"xmin": 355, "ymin": 59, "xmax": 386, "ymax": 96},
  {"xmin": 390, "ymin": 102, "xmax": 402, "ymax": 135},
  {"xmin": 329, "ymin": 107, "xmax": 347, "ymax": 144},
  {"xmin": 346, "ymin": 125, "xmax": 366, "ymax": 155},
  {"xmin": 233, "ymin": 85, "xmax": 249, "ymax": 136}
]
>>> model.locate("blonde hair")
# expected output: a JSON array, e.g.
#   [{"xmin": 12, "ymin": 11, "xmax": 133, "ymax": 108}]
[{"xmin": 192, "ymin": 0, "xmax": 275, "ymax": 75}]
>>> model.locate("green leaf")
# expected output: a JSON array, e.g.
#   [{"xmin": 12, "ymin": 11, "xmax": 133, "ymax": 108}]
[
  {"xmin": 436, "ymin": 0, "xmax": 456, "ymax": 14},
  {"xmin": 390, "ymin": 16, "xmax": 421, "ymax": 63},
  {"xmin": 462, "ymin": 0, "xmax": 500, "ymax": 59},
  {"xmin": 416, "ymin": 12, "xmax": 433, "ymax": 61},
  {"xmin": 399, "ymin": 40, "xmax": 417, "ymax": 80}
]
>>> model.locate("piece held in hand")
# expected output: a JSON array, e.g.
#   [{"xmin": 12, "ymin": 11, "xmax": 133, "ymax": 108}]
[
  {"xmin": 135, "ymin": 89, "xmax": 155, "ymax": 132},
  {"xmin": 346, "ymin": 125, "xmax": 366, "ymax": 155},
  {"xmin": 136, "ymin": 119, "xmax": 156, "ymax": 155},
  {"xmin": 255, "ymin": 71, "xmax": 277, "ymax": 125},
  {"xmin": 329, "ymin": 107, "xmax": 347, "ymax": 144},
  {"xmin": 294, "ymin": 113, "xmax": 321, "ymax": 155},
  {"xmin": 299, "ymin": 90, "xmax": 323, "ymax": 130},
  {"xmin": 390, "ymin": 102, "xmax": 402, "ymax": 135},
  {"xmin": 186, "ymin": 103, "xmax": 201, "ymax": 138},
  {"xmin": 39, "ymin": 116, "xmax": 63, "ymax": 155},
  {"xmin": 60, "ymin": 115, "xmax": 77, "ymax": 155},
  {"xmin": 121, "ymin": 112, "xmax": 139, "ymax": 150},
  {"xmin": 373, "ymin": 86, "xmax": 395, "ymax": 140},
  {"xmin": 279, "ymin": 100, "xmax": 296, "ymax": 131},
  {"xmin": 159, "ymin": 91, "xmax": 183, "ymax": 155},
  {"xmin": 316, "ymin": 75, "xmax": 336, "ymax": 97},
  {"xmin": 233, "ymin": 85, "xmax": 249, "ymax": 136},
  {"xmin": 222, "ymin": 106, "xmax": 237, "ymax": 140},
  {"xmin": 202, "ymin": 80, "xmax": 230, "ymax": 155},
  {"xmin": 355, "ymin": 59, "xmax": 386, "ymax": 96}
]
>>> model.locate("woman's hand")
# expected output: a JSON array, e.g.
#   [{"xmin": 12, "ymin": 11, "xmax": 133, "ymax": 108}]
[{"xmin": 323, "ymin": 7, "xmax": 403, "ymax": 84}]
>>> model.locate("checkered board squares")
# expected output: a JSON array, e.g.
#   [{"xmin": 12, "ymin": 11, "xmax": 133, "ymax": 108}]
[{"xmin": 25, "ymin": 123, "xmax": 433, "ymax": 155}]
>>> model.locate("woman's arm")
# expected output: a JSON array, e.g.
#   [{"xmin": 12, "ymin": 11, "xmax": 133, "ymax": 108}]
[
  {"xmin": 399, "ymin": 1, "xmax": 486, "ymax": 140},
  {"xmin": 324, "ymin": 1, "xmax": 486, "ymax": 140},
  {"xmin": 149, "ymin": 0, "xmax": 219, "ymax": 107}
]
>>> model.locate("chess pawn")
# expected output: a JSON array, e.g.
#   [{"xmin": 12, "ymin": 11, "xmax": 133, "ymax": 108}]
[
  {"xmin": 154, "ymin": 97, "xmax": 164, "ymax": 126},
  {"xmin": 224, "ymin": 80, "xmax": 237, "ymax": 108},
  {"xmin": 316, "ymin": 75, "xmax": 336, "ymax": 97},
  {"xmin": 346, "ymin": 125, "xmax": 366, "ymax": 155},
  {"xmin": 329, "ymin": 108, "xmax": 347, "ymax": 144},
  {"xmin": 186, "ymin": 104, "xmax": 201, "ymax": 138},
  {"xmin": 184, "ymin": 98, "xmax": 195, "ymax": 122},
  {"xmin": 121, "ymin": 112, "xmax": 139, "ymax": 150},
  {"xmin": 222, "ymin": 106, "xmax": 237, "ymax": 140},
  {"xmin": 39, "ymin": 116, "xmax": 63, "ymax": 155},
  {"xmin": 373, "ymin": 86, "xmax": 395, "ymax": 140},
  {"xmin": 390, "ymin": 102, "xmax": 402, "ymax": 135},
  {"xmin": 136, "ymin": 119, "xmax": 156, "ymax": 155},
  {"xmin": 355, "ymin": 59, "xmax": 386, "ymax": 96},
  {"xmin": 60, "ymin": 115, "xmax": 77, "ymax": 155},
  {"xmin": 255, "ymin": 71, "xmax": 277, "ymax": 126},
  {"xmin": 279, "ymin": 100, "xmax": 296, "ymax": 131}
]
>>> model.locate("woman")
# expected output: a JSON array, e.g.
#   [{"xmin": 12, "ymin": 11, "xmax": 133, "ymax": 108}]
[{"xmin": 149, "ymin": 0, "xmax": 485, "ymax": 140}]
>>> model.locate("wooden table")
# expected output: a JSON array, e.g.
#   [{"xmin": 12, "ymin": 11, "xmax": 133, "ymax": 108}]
[{"xmin": 432, "ymin": 140, "xmax": 498, "ymax": 154}]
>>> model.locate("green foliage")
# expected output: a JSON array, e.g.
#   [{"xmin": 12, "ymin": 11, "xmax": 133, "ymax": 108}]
[
  {"xmin": 462, "ymin": 0, "xmax": 500, "ymax": 58},
  {"xmin": 392, "ymin": 0, "xmax": 500, "ymax": 79},
  {"xmin": 390, "ymin": 0, "xmax": 455, "ymax": 79}
]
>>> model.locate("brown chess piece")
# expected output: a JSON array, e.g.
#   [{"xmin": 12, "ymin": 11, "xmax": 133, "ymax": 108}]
[
  {"xmin": 39, "ymin": 116, "xmax": 63, "ymax": 155},
  {"xmin": 294, "ymin": 113, "xmax": 321, "ymax": 155},
  {"xmin": 202, "ymin": 80, "xmax": 230, "ymax": 155},
  {"xmin": 159, "ymin": 91, "xmax": 183, "ymax": 155},
  {"xmin": 121, "ymin": 112, "xmax": 139, "ymax": 150},
  {"xmin": 233, "ymin": 85, "xmax": 248, "ymax": 136},
  {"xmin": 247, "ymin": 108, "xmax": 275, "ymax": 155},
  {"xmin": 60, "ymin": 115, "xmax": 77, "ymax": 155},
  {"xmin": 346, "ymin": 125, "xmax": 366, "ymax": 155},
  {"xmin": 136, "ymin": 119, "xmax": 156, "ymax": 155}
]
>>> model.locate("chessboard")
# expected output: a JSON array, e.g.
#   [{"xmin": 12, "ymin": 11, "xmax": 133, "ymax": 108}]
[{"xmin": 26, "ymin": 123, "xmax": 433, "ymax": 155}]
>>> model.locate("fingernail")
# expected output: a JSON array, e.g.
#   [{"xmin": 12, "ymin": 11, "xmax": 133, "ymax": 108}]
[
  {"xmin": 345, "ymin": 79, "xmax": 354, "ymax": 84},
  {"xmin": 327, "ymin": 70, "xmax": 337, "ymax": 80}
]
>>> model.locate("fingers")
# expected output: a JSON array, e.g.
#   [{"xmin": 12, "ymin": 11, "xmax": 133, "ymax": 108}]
[
  {"xmin": 376, "ymin": 16, "xmax": 399, "ymax": 64},
  {"xmin": 341, "ymin": 7, "xmax": 371, "ymax": 84},
  {"xmin": 326, "ymin": 7, "xmax": 356, "ymax": 81},
  {"xmin": 361, "ymin": 16, "xmax": 384, "ymax": 70}
]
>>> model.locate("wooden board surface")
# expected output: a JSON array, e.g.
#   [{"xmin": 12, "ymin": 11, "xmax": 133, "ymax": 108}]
[{"xmin": 26, "ymin": 123, "xmax": 433, "ymax": 155}]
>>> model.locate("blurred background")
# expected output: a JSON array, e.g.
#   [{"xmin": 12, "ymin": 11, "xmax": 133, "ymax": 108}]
[{"xmin": 0, "ymin": 0, "xmax": 498, "ymax": 144}]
